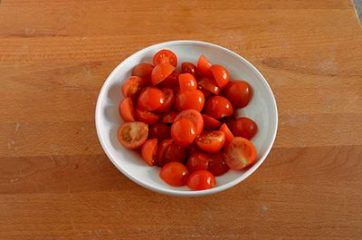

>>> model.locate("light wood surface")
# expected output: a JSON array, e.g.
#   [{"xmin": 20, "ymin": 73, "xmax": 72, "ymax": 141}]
[{"xmin": 1, "ymin": 0, "xmax": 362, "ymax": 239}]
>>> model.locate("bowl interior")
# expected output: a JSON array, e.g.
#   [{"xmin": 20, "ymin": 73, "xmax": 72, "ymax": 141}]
[{"xmin": 96, "ymin": 41, "xmax": 277, "ymax": 196}]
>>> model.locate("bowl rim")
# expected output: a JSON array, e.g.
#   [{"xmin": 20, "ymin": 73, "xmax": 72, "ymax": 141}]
[{"xmin": 95, "ymin": 40, "xmax": 278, "ymax": 196}]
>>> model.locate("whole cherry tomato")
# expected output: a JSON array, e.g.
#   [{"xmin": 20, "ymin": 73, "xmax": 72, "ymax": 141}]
[
  {"xmin": 171, "ymin": 118, "xmax": 196, "ymax": 147},
  {"xmin": 155, "ymin": 88, "xmax": 175, "ymax": 113},
  {"xmin": 228, "ymin": 117, "xmax": 258, "ymax": 139},
  {"xmin": 137, "ymin": 87, "xmax": 165, "ymax": 111},
  {"xmin": 179, "ymin": 73, "xmax": 197, "ymax": 92},
  {"xmin": 160, "ymin": 162, "xmax": 189, "ymax": 187},
  {"xmin": 175, "ymin": 89, "xmax": 205, "ymax": 112},
  {"xmin": 187, "ymin": 152, "xmax": 210, "ymax": 172},
  {"xmin": 117, "ymin": 122, "xmax": 149, "ymax": 149},
  {"xmin": 181, "ymin": 62, "xmax": 198, "ymax": 76},
  {"xmin": 223, "ymin": 81, "xmax": 252, "ymax": 108},
  {"xmin": 204, "ymin": 96, "xmax": 234, "ymax": 119},
  {"xmin": 224, "ymin": 137, "xmax": 257, "ymax": 170},
  {"xmin": 187, "ymin": 170, "xmax": 216, "ymax": 190},
  {"xmin": 153, "ymin": 49, "xmax": 177, "ymax": 67}
]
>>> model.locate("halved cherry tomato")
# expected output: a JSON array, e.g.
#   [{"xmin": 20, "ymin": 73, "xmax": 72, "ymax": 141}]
[
  {"xmin": 153, "ymin": 49, "xmax": 177, "ymax": 67},
  {"xmin": 175, "ymin": 90, "xmax": 205, "ymax": 112},
  {"xmin": 117, "ymin": 122, "xmax": 148, "ymax": 149},
  {"xmin": 179, "ymin": 73, "xmax": 197, "ymax": 92},
  {"xmin": 132, "ymin": 63, "xmax": 154, "ymax": 84},
  {"xmin": 220, "ymin": 123, "xmax": 234, "ymax": 146},
  {"xmin": 158, "ymin": 71, "xmax": 179, "ymax": 88},
  {"xmin": 135, "ymin": 108, "xmax": 160, "ymax": 124},
  {"xmin": 175, "ymin": 110, "xmax": 204, "ymax": 136},
  {"xmin": 171, "ymin": 118, "xmax": 196, "ymax": 147},
  {"xmin": 137, "ymin": 87, "xmax": 165, "ymax": 111},
  {"xmin": 155, "ymin": 88, "xmax": 175, "ymax": 113},
  {"xmin": 202, "ymin": 114, "xmax": 221, "ymax": 130},
  {"xmin": 187, "ymin": 170, "xmax": 216, "ymax": 190},
  {"xmin": 210, "ymin": 65, "xmax": 230, "ymax": 89},
  {"xmin": 196, "ymin": 131, "xmax": 225, "ymax": 153},
  {"xmin": 151, "ymin": 63, "xmax": 175, "ymax": 85},
  {"xmin": 204, "ymin": 96, "xmax": 234, "ymax": 119},
  {"xmin": 181, "ymin": 62, "xmax": 198, "ymax": 76},
  {"xmin": 199, "ymin": 88, "xmax": 212, "ymax": 98},
  {"xmin": 119, "ymin": 97, "xmax": 136, "ymax": 122},
  {"xmin": 162, "ymin": 111, "xmax": 178, "ymax": 124},
  {"xmin": 149, "ymin": 123, "xmax": 171, "ymax": 142},
  {"xmin": 197, "ymin": 55, "xmax": 212, "ymax": 77},
  {"xmin": 223, "ymin": 81, "xmax": 253, "ymax": 108},
  {"xmin": 141, "ymin": 138, "xmax": 158, "ymax": 166},
  {"xmin": 157, "ymin": 139, "xmax": 186, "ymax": 166},
  {"xmin": 160, "ymin": 162, "xmax": 189, "ymax": 187},
  {"xmin": 228, "ymin": 117, "xmax": 258, "ymax": 139},
  {"xmin": 224, "ymin": 137, "xmax": 257, "ymax": 170},
  {"xmin": 208, "ymin": 152, "xmax": 229, "ymax": 176},
  {"xmin": 187, "ymin": 152, "xmax": 210, "ymax": 172},
  {"xmin": 198, "ymin": 77, "xmax": 221, "ymax": 95},
  {"xmin": 121, "ymin": 76, "xmax": 144, "ymax": 98}
]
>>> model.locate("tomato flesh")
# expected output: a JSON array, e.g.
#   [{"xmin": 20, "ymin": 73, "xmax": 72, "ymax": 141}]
[
  {"xmin": 135, "ymin": 108, "xmax": 160, "ymax": 124},
  {"xmin": 119, "ymin": 97, "xmax": 136, "ymax": 122},
  {"xmin": 202, "ymin": 114, "xmax": 222, "ymax": 130},
  {"xmin": 153, "ymin": 49, "xmax": 177, "ymax": 67},
  {"xmin": 220, "ymin": 123, "xmax": 234, "ymax": 146},
  {"xmin": 224, "ymin": 137, "xmax": 257, "ymax": 170},
  {"xmin": 117, "ymin": 122, "xmax": 149, "ymax": 149},
  {"xmin": 197, "ymin": 55, "xmax": 212, "ymax": 77},
  {"xmin": 196, "ymin": 131, "xmax": 225, "ymax": 153},
  {"xmin": 141, "ymin": 138, "xmax": 158, "ymax": 166},
  {"xmin": 121, "ymin": 76, "xmax": 144, "ymax": 98},
  {"xmin": 152, "ymin": 63, "xmax": 175, "ymax": 85}
]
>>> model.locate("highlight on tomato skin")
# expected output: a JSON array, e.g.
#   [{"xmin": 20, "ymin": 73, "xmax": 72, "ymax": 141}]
[
  {"xmin": 171, "ymin": 118, "xmax": 196, "ymax": 147},
  {"xmin": 174, "ymin": 110, "xmax": 204, "ymax": 136},
  {"xmin": 223, "ymin": 80, "xmax": 253, "ymax": 109},
  {"xmin": 204, "ymin": 96, "xmax": 234, "ymax": 119},
  {"xmin": 187, "ymin": 170, "xmax": 216, "ymax": 190},
  {"xmin": 210, "ymin": 64, "xmax": 230, "ymax": 89},
  {"xmin": 175, "ymin": 89, "xmax": 205, "ymax": 112},
  {"xmin": 151, "ymin": 63, "xmax": 175, "ymax": 85}
]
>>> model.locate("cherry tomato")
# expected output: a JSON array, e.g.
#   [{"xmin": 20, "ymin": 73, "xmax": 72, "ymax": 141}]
[
  {"xmin": 160, "ymin": 162, "xmax": 189, "ymax": 187},
  {"xmin": 141, "ymin": 138, "xmax": 158, "ymax": 166},
  {"xmin": 197, "ymin": 55, "xmax": 212, "ymax": 77},
  {"xmin": 208, "ymin": 152, "xmax": 229, "ymax": 176},
  {"xmin": 132, "ymin": 63, "xmax": 154, "ymax": 84},
  {"xmin": 119, "ymin": 97, "xmax": 136, "ymax": 122},
  {"xmin": 135, "ymin": 108, "xmax": 160, "ymax": 124},
  {"xmin": 151, "ymin": 63, "xmax": 175, "ymax": 85},
  {"xmin": 198, "ymin": 77, "xmax": 221, "ymax": 95},
  {"xmin": 171, "ymin": 118, "xmax": 196, "ymax": 147},
  {"xmin": 223, "ymin": 81, "xmax": 253, "ymax": 108},
  {"xmin": 228, "ymin": 117, "xmax": 258, "ymax": 139},
  {"xmin": 187, "ymin": 152, "xmax": 210, "ymax": 172},
  {"xmin": 175, "ymin": 110, "xmax": 204, "ymax": 136},
  {"xmin": 137, "ymin": 87, "xmax": 165, "ymax": 111},
  {"xmin": 181, "ymin": 62, "xmax": 198, "ymax": 76},
  {"xmin": 162, "ymin": 111, "xmax": 178, "ymax": 124},
  {"xmin": 179, "ymin": 73, "xmax": 197, "ymax": 92},
  {"xmin": 121, "ymin": 76, "xmax": 144, "ymax": 98},
  {"xmin": 117, "ymin": 122, "xmax": 148, "ymax": 149},
  {"xmin": 158, "ymin": 71, "xmax": 179, "ymax": 88},
  {"xmin": 210, "ymin": 64, "xmax": 230, "ymax": 89},
  {"xmin": 157, "ymin": 139, "xmax": 186, "ymax": 166},
  {"xmin": 196, "ymin": 131, "xmax": 225, "ymax": 153},
  {"xmin": 219, "ymin": 123, "xmax": 234, "ymax": 146},
  {"xmin": 149, "ymin": 123, "xmax": 171, "ymax": 142},
  {"xmin": 202, "ymin": 114, "xmax": 221, "ymax": 130},
  {"xmin": 175, "ymin": 90, "xmax": 205, "ymax": 112},
  {"xmin": 204, "ymin": 96, "xmax": 234, "ymax": 119},
  {"xmin": 153, "ymin": 49, "xmax": 177, "ymax": 67},
  {"xmin": 187, "ymin": 170, "xmax": 216, "ymax": 190},
  {"xmin": 155, "ymin": 88, "xmax": 175, "ymax": 113},
  {"xmin": 224, "ymin": 137, "xmax": 257, "ymax": 170}
]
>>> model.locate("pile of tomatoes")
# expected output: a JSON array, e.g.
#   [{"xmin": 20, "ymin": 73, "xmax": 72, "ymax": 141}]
[{"xmin": 117, "ymin": 49, "xmax": 258, "ymax": 191}]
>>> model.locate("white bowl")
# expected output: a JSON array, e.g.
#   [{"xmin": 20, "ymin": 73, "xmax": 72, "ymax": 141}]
[{"xmin": 95, "ymin": 40, "xmax": 278, "ymax": 196}]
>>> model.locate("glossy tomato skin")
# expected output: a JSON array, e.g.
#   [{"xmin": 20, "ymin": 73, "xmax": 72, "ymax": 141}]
[
  {"xmin": 157, "ymin": 139, "xmax": 186, "ymax": 166},
  {"xmin": 174, "ymin": 110, "xmax": 204, "ymax": 136},
  {"xmin": 155, "ymin": 88, "xmax": 175, "ymax": 113},
  {"xmin": 196, "ymin": 131, "xmax": 226, "ymax": 153},
  {"xmin": 121, "ymin": 76, "xmax": 144, "ymax": 98},
  {"xmin": 223, "ymin": 81, "xmax": 253, "ymax": 108},
  {"xmin": 152, "ymin": 63, "xmax": 175, "ymax": 85},
  {"xmin": 228, "ymin": 117, "xmax": 258, "ymax": 139},
  {"xmin": 119, "ymin": 97, "xmax": 136, "ymax": 122},
  {"xmin": 219, "ymin": 123, "xmax": 234, "ymax": 146},
  {"xmin": 179, "ymin": 73, "xmax": 197, "ymax": 92},
  {"xmin": 210, "ymin": 64, "xmax": 230, "ymax": 89},
  {"xmin": 187, "ymin": 170, "xmax": 216, "ymax": 190},
  {"xmin": 187, "ymin": 152, "xmax": 210, "ymax": 173},
  {"xmin": 224, "ymin": 137, "xmax": 257, "ymax": 170},
  {"xmin": 153, "ymin": 49, "xmax": 177, "ymax": 67},
  {"xmin": 181, "ymin": 62, "xmax": 198, "ymax": 76},
  {"xmin": 198, "ymin": 77, "xmax": 221, "ymax": 95},
  {"xmin": 149, "ymin": 123, "xmax": 171, "ymax": 142},
  {"xmin": 117, "ymin": 122, "xmax": 149, "ymax": 149},
  {"xmin": 160, "ymin": 162, "xmax": 189, "ymax": 187},
  {"xmin": 135, "ymin": 108, "xmax": 160, "ymax": 124},
  {"xmin": 141, "ymin": 138, "xmax": 158, "ymax": 166},
  {"xmin": 132, "ymin": 63, "xmax": 154, "ymax": 84},
  {"xmin": 202, "ymin": 114, "xmax": 222, "ymax": 130},
  {"xmin": 162, "ymin": 111, "xmax": 178, "ymax": 124},
  {"xmin": 137, "ymin": 87, "xmax": 165, "ymax": 111},
  {"xmin": 208, "ymin": 152, "xmax": 229, "ymax": 176},
  {"xmin": 197, "ymin": 55, "xmax": 212, "ymax": 77},
  {"xmin": 175, "ymin": 90, "xmax": 205, "ymax": 112},
  {"xmin": 171, "ymin": 118, "xmax": 196, "ymax": 147},
  {"xmin": 204, "ymin": 96, "xmax": 234, "ymax": 119},
  {"xmin": 158, "ymin": 71, "xmax": 179, "ymax": 89}
]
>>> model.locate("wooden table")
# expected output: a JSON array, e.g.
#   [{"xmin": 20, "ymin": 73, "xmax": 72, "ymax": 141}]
[{"xmin": 1, "ymin": 1, "xmax": 361, "ymax": 239}]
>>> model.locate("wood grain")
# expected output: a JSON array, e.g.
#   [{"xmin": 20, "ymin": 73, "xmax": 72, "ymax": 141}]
[{"xmin": 1, "ymin": 0, "xmax": 362, "ymax": 239}]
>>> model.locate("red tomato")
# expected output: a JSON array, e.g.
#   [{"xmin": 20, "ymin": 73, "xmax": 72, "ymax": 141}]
[
  {"xmin": 153, "ymin": 49, "xmax": 177, "ymax": 67},
  {"xmin": 198, "ymin": 77, "xmax": 221, "ymax": 95},
  {"xmin": 158, "ymin": 71, "xmax": 179, "ymax": 88},
  {"xmin": 187, "ymin": 152, "xmax": 210, "ymax": 172},
  {"xmin": 219, "ymin": 123, "xmax": 234, "ymax": 146},
  {"xmin": 223, "ymin": 81, "xmax": 253, "ymax": 108},
  {"xmin": 175, "ymin": 90, "xmax": 205, "ymax": 112},
  {"xmin": 162, "ymin": 111, "xmax": 178, "ymax": 124},
  {"xmin": 208, "ymin": 152, "xmax": 229, "ymax": 176},
  {"xmin": 135, "ymin": 108, "xmax": 160, "ymax": 124},
  {"xmin": 155, "ymin": 88, "xmax": 175, "ymax": 113},
  {"xmin": 181, "ymin": 62, "xmax": 198, "ymax": 76},
  {"xmin": 202, "ymin": 114, "xmax": 221, "ymax": 130},
  {"xmin": 178, "ymin": 73, "xmax": 197, "ymax": 92},
  {"xmin": 149, "ymin": 123, "xmax": 171, "ymax": 142},
  {"xmin": 119, "ymin": 97, "xmax": 136, "ymax": 122},
  {"xmin": 132, "ymin": 63, "xmax": 154, "ymax": 84},
  {"xmin": 210, "ymin": 65, "xmax": 230, "ymax": 89},
  {"xmin": 141, "ymin": 138, "xmax": 158, "ymax": 166},
  {"xmin": 160, "ymin": 162, "xmax": 189, "ymax": 187},
  {"xmin": 157, "ymin": 139, "xmax": 186, "ymax": 166},
  {"xmin": 171, "ymin": 118, "xmax": 196, "ymax": 147},
  {"xmin": 121, "ymin": 76, "xmax": 144, "ymax": 98},
  {"xmin": 175, "ymin": 110, "xmax": 204, "ymax": 136},
  {"xmin": 197, "ymin": 55, "xmax": 212, "ymax": 77},
  {"xmin": 151, "ymin": 63, "xmax": 175, "ymax": 85},
  {"xmin": 204, "ymin": 96, "xmax": 234, "ymax": 119},
  {"xmin": 224, "ymin": 137, "xmax": 257, "ymax": 170},
  {"xmin": 196, "ymin": 131, "xmax": 225, "ymax": 153},
  {"xmin": 228, "ymin": 117, "xmax": 258, "ymax": 139},
  {"xmin": 187, "ymin": 170, "xmax": 216, "ymax": 190},
  {"xmin": 137, "ymin": 87, "xmax": 165, "ymax": 111},
  {"xmin": 117, "ymin": 122, "xmax": 148, "ymax": 149}
]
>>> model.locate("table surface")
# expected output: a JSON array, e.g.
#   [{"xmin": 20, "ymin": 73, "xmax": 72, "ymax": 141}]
[{"xmin": 1, "ymin": 0, "xmax": 362, "ymax": 239}]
